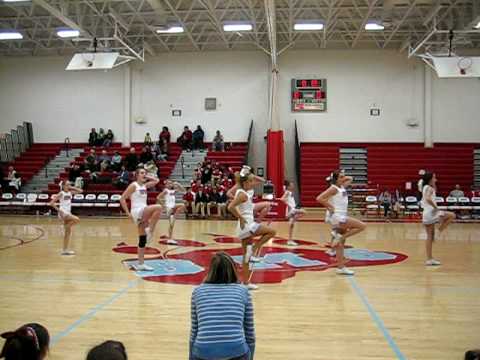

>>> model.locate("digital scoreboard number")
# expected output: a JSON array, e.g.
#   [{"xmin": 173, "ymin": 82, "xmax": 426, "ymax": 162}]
[{"xmin": 291, "ymin": 78, "xmax": 327, "ymax": 113}]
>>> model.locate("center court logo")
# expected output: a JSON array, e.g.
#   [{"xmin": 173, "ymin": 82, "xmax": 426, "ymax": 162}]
[{"xmin": 113, "ymin": 235, "xmax": 408, "ymax": 285}]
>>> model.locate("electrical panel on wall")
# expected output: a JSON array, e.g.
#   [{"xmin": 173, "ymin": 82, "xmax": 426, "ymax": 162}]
[{"xmin": 291, "ymin": 78, "xmax": 327, "ymax": 112}]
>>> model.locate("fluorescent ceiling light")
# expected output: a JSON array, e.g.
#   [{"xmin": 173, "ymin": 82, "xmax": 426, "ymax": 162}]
[
  {"xmin": 475, "ymin": 21, "xmax": 480, "ymax": 29},
  {"xmin": 156, "ymin": 26, "xmax": 184, "ymax": 34},
  {"xmin": 0, "ymin": 31, "xmax": 23, "ymax": 40},
  {"xmin": 365, "ymin": 22, "xmax": 384, "ymax": 31},
  {"xmin": 223, "ymin": 23, "xmax": 252, "ymax": 32},
  {"xmin": 294, "ymin": 22, "xmax": 324, "ymax": 31},
  {"xmin": 57, "ymin": 29, "xmax": 80, "ymax": 38}
]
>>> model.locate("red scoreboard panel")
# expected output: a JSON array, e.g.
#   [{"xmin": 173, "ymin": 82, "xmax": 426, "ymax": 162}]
[{"xmin": 291, "ymin": 78, "xmax": 327, "ymax": 112}]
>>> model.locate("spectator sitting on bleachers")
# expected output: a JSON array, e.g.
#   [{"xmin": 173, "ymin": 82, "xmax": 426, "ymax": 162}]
[
  {"xmin": 124, "ymin": 147, "xmax": 139, "ymax": 172},
  {"xmin": 98, "ymin": 149, "xmax": 111, "ymax": 172},
  {"xmin": 160, "ymin": 126, "xmax": 171, "ymax": 144},
  {"xmin": 215, "ymin": 186, "xmax": 228, "ymax": 218},
  {"xmin": 177, "ymin": 126, "xmax": 193, "ymax": 151},
  {"xmin": 183, "ymin": 187, "xmax": 196, "ymax": 217},
  {"xmin": 449, "ymin": 184, "xmax": 465, "ymax": 199},
  {"xmin": 212, "ymin": 163, "xmax": 222, "ymax": 186},
  {"xmin": 212, "ymin": 130, "xmax": 225, "ymax": 152},
  {"xmin": 69, "ymin": 163, "xmax": 84, "ymax": 189},
  {"xmin": 88, "ymin": 128, "xmax": 98, "ymax": 146},
  {"xmin": 103, "ymin": 129, "xmax": 114, "ymax": 147},
  {"xmin": 153, "ymin": 140, "xmax": 168, "ymax": 161},
  {"xmin": 139, "ymin": 146, "xmax": 153, "ymax": 164},
  {"xmin": 194, "ymin": 187, "xmax": 208, "ymax": 218},
  {"xmin": 87, "ymin": 340, "xmax": 127, "ymax": 360},
  {"xmin": 111, "ymin": 151, "xmax": 123, "ymax": 172},
  {"xmin": 0, "ymin": 322, "xmax": 50, "ymax": 360},
  {"xmin": 193, "ymin": 125, "xmax": 205, "ymax": 151},
  {"xmin": 201, "ymin": 163, "xmax": 213, "ymax": 185},
  {"xmin": 144, "ymin": 132, "xmax": 153, "ymax": 146},
  {"xmin": 191, "ymin": 179, "xmax": 202, "ymax": 193},
  {"xmin": 84, "ymin": 148, "xmax": 97, "ymax": 172},
  {"xmin": 5, "ymin": 165, "xmax": 21, "ymax": 193},
  {"xmin": 96, "ymin": 128, "xmax": 105, "ymax": 146},
  {"xmin": 114, "ymin": 166, "xmax": 130, "ymax": 189}
]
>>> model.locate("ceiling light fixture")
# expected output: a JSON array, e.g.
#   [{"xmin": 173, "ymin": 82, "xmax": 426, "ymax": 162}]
[
  {"xmin": 365, "ymin": 22, "xmax": 385, "ymax": 31},
  {"xmin": 156, "ymin": 26, "xmax": 184, "ymax": 34},
  {"xmin": 294, "ymin": 22, "xmax": 324, "ymax": 31},
  {"xmin": 223, "ymin": 22, "xmax": 253, "ymax": 32},
  {"xmin": 0, "ymin": 31, "xmax": 23, "ymax": 40}
]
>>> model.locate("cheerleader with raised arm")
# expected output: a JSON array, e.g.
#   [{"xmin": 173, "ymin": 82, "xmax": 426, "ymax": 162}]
[
  {"xmin": 120, "ymin": 167, "xmax": 162, "ymax": 271},
  {"xmin": 228, "ymin": 167, "xmax": 276, "ymax": 290},
  {"xmin": 316, "ymin": 170, "xmax": 366, "ymax": 275}
]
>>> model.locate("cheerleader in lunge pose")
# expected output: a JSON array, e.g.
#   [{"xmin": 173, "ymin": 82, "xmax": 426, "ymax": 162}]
[
  {"xmin": 228, "ymin": 167, "xmax": 276, "ymax": 290},
  {"xmin": 278, "ymin": 180, "xmax": 306, "ymax": 246},
  {"xmin": 49, "ymin": 181, "xmax": 83, "ymax": 255},
  {"xmin": 120, "ymin": 167, "xmax": 162, "ymax": 271},
  {"xmin": 420, "ymin": 171, "xmax": 455, "ymax": 266},
  {"xmin": 316, "ymin": 170, "xmax": 366, "ymax": 275},
  {"xmin": 157, "ymin": 180, "xmax": 186, "ymax": 245}
]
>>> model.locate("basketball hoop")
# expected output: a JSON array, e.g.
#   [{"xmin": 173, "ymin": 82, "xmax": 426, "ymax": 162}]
[{"xmin": 458, "ymin": 57, "xmax": 473, "ymax": 75}]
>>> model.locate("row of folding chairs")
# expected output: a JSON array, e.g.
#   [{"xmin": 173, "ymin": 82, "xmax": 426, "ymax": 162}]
[
  {"xmin": 365, "ymin": 195, "xmax": 480, "ymax": 215},
  {"xmin": 0, "ymin": 193, "xmax": 122, "ymax": 208}
]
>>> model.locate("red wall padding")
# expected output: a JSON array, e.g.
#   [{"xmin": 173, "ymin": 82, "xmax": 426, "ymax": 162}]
[{"xmin": 300, "ymin": 143, "xmax": 478, "ymax": 207}]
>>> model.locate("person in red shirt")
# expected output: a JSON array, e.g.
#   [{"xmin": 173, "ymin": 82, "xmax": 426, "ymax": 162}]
[
  {"xmin": 177, "ymin": 126, "xmax": 193, "ymax": 151},
  {"xmin": 183, "ymin": 187, "xmax": 196, "ymax": 217},
  {"xmin": 191, "ymin": 179, "xmax": 201, "ymax": 194},
  {"xmin": 159, "ymin": 126, "xmax": 171, "ymax": 144}
]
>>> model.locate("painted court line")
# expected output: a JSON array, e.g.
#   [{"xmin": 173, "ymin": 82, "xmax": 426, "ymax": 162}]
[
  {"xmin": 51, "ymin": 279, "xmax": 139, "ymax": 346},
  {"xmin": 348, "ymin": 277, "xmax": 407, "ymax": 360}
]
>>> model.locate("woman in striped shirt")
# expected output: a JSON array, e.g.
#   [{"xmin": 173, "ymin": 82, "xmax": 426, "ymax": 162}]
[{"xmin": 190, "ymin": 252, "xmax": 255, "ymax": 360}]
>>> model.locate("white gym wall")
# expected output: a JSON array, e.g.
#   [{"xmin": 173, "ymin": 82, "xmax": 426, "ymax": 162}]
[{"xmin": 1, "ymin": 50, "xmax": 479, "ymax": 177}]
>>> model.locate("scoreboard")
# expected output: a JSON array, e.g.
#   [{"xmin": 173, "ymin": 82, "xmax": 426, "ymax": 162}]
[{"xmin": 291, "ymin": 78, "xmax": 327, "ymax": 112}]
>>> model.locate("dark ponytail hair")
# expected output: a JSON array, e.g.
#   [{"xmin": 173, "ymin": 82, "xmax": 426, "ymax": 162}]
[
  {"xmin": 0, "ymin": 323, "xmax": 49, "ymax": 360},
  {"xmin": 86, "ymin": 340, "xmax": 127, "ymax": 360},
  {"xmin": 421, "ymin": 171, "xmax": 434, "ymax": 189}
]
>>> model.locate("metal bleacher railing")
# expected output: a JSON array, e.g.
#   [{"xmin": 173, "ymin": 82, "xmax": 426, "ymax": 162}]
[
  {"xmin": 244, "ymin": 120, "xmax": 254, "ymax": 166},
  {"xmin": 0, "ymin": 121, "xmax": 33, "ymax": 163},
  {"xmin": 294, "ymin": 120, "xmax": 301, "ymax": 205}
]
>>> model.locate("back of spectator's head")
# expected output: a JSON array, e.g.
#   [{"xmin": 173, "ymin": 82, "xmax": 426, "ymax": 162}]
[
  {"xmin": 0, "ymin": 323, "xmax": 50, "ymax": 360},
  {"xmin": 108, "ymin": 129, "xmax": 113, "ymax": 133},
  {"xmin": 86, "ymin": 340, "xmax": 127, "ymax": 360},
  {"xmin": 197, "ymin": 125, "xmax": 202, "ymax": 130},
  {"xmin": 184, "ymin": 126, "xmax": 189, "ymax": 130},
  {"xmin": 146, "ymin": 132, "xmax": 150, "ymax": 136},
  {"xmin": 91, "ymin": 128, "xmax": 96, "ymax": 132},
  {"xmin": 205, "ymin": 252, "xmax": 238, "ymax": 284},
  {"xmin": 216, "ymin": 130, "xmax": 221, "ymax": 135},
  {"xmin": 162, "ymin": 126, "xmax": 168, "ymax": 132},
  {"xmin": 465, "ymin": 350, "xmax": 480, "ymax": 360}
]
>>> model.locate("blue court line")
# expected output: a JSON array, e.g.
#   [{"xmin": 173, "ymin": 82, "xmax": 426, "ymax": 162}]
[
  {"xmin": 51, "ymin": 279, "xmax": 139, "ymax": 346},
  {"xmin": 348, "ymin": 277, "xmax": 407, "ymax": 360}
]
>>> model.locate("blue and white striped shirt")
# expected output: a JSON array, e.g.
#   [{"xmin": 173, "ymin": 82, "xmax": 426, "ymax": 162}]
[{"xmin": 190, "ymin": 283, "xmax": 255, "ymax": 360}]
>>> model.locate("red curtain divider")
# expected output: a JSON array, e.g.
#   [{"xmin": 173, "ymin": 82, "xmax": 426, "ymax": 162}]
[{"xmin": 266, "ymin": 129, "xmax": 286, "ymax": 219}]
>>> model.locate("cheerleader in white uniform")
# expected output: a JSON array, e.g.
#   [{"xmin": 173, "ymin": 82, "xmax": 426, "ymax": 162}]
[
  {"xmin": 228, "ymin": 168, "xmax": 276, "ymax": 290},
  {"xmin": 227, "ymin": 166, "xmax": 272, "ymax": 223},
  {"xmin": 120, "ymin": 167, "xmax": 162, "ymax": 271},
  {"xmin": 316, "ymin": 170, "xmax": 366, "ymax": 275},
  {"xmin": 49, "ymin": 181, "xmax": 83, "ymax": 255},
  {"xmin": 156, "ymin": 180, "xmax": 186, "ymax": 245},
  {"xmin": 420, "ymin": 171, "xmax": 455, "ymax": 266},
  {"xmin": 278, "ymin": 180, "xmax": 306, "ymax": 246}
]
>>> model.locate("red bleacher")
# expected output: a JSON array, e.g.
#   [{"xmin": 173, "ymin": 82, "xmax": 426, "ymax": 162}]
[
  {"xmin": 48, "ymin": 143, "xmax": 182, "ymax": 198},
  {"xmin": 300, "ymin": 143, "xmax": 478, "ymax": 207},
  {"xmin": 205, "ymin": 143, "xmax": 247, "ymax": 171},
  {"xmin": 9, "ymin": 144, "xmax": 63, "ymax": 183}
]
